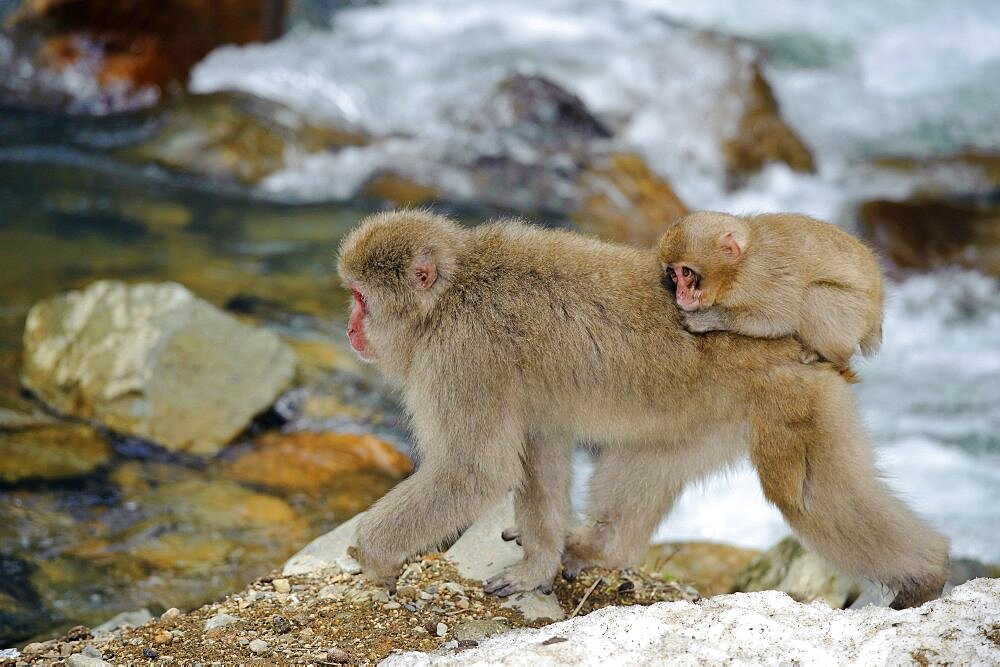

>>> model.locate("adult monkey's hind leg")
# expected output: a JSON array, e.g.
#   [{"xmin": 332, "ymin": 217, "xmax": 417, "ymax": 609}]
[
  {"xmin": 751, "ymin": 370, "xmax": 949, "ymax": 609},
  {"xmin": 563, "ymin": 438, "xmax": 736, "ymax": 580}
]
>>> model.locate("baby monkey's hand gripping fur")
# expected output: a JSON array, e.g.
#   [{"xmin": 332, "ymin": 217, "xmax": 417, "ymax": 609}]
[{"xmin": 336, "ymin": 210, "xmax": 948, "ymax": 609}]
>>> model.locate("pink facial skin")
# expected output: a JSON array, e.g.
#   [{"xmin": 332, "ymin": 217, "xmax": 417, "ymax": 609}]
[
  {"xmin": 666, "ymin": 263, "xmax": 701, "ymax": 311},
  {"xmin": 347, "ymin": 286, "xmax": 375, "ymax": 361}
]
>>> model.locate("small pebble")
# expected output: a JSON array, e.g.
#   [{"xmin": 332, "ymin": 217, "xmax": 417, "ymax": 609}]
[
  {"xmin": 272, "ymin": 578, "xmax": 291, "ymax": 594},
  {"xmin": 436, "ymin": 623, "xmax": 448, "ymax": 637},
  {"xmin": 411, "ymin": 626, "xmax": 428, "ymax": 636},
  {"xmin": 153, "ymin": 630, "xmax": 173, "ymax": 645},
  {"xmin": 419, "ymin": 591, "xmax": 434, "ymax": 601},
  {"xmin": 384, "ymin": 601, "xmax": 401, "ymax": 610},
  {"xmin": 371, "ymin": 589, "xmax": 390, "ymax": 603},
  {"xmin": 456, "ymin": 598, "xmax": 470, "ymax": 609},
  {"xmin": 160, "ymin": 608, "xmax": 181, "ymax": 621},
  {"xmin": 238, "ymin": 638, "xmax": 249, "ymax": 647},
  {"xmin": 272, "ymin": 615, "xmax": 292, "ymax": 634},
  {"xmin": 300, "ymin": 627, "xmax": 315, "ymax": 637},
  {"xmin": 326, "ymin": 647, "xmax": 350, "ymax": 663},
  {"xmin": 82, "ymin": 646, "xmax": 103, "ymax": 658},
  {"xmin": 143, "ymin": 647, "xmax": 159, "ymax": 659},
  {"xmin": 248, "ymin": 639, "xmax": 269, "ymax": 655}
]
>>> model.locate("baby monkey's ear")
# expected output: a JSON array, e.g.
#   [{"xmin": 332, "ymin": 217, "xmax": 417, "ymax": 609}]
[
  {"xmin": 718, "ymin": 231, "xmax": 744, "ymax": 260},
  {"xmin": 410, "ymin": 252, "xmax": 438, "ymax": 290}
]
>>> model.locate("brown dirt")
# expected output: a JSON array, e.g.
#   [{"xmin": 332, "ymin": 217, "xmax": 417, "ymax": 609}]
[{"xmin": 14, "ymin": 554, "xmax": 698, "ymax": 665}]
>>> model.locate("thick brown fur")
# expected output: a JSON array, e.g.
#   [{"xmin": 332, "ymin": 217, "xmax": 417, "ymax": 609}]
[
  {"xmin": 657, "ymin": 211, "xmax": 884, "ymax": 369},
  {"xmin": 337, "ymin": 209, "xmax": 947, "ymax": 608}
]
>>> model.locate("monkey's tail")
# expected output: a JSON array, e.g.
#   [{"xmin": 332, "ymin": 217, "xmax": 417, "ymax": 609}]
[{"xmin": 859, "ymin": 323, "xmax": 882, "ymax": 358}]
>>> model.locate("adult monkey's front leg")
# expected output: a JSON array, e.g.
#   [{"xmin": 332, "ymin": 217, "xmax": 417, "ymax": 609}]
[
  {"xmin": 353, "ymin": 417, "xmax": 522, "ymax": 590},
  {"xmin": 485, "ymin": 427, "xmax": 572, "ymax": 596}
]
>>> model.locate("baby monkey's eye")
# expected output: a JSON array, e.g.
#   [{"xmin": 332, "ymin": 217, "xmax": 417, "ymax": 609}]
[{"xmin": 681, "ymin": 267, "xmax": 693, "ymax": 278}]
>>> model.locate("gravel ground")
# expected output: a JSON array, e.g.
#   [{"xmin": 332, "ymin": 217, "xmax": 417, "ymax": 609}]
[{"xmin": 10, "ymin": 554, "xmax": 698, "ymax": 665}]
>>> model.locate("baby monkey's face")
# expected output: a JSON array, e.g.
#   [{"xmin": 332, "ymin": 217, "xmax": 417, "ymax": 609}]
[{"xmin": 664, "ymin": 262, "xmax": 706, "ymax": 311}]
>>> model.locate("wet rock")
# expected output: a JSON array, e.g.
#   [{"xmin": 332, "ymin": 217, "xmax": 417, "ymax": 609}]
[
  {"xmin": 572, "ymin": 151, "xmax": 688, "ymax": 246},
  {"xmin": 724, "ymin": 64, "xmax": 815, "ymax": 187},
  {"xmin": 642, "ymin": 541, "xmax": 762, "ymax": 597},
  {"xmin": 474, "ymin": 74, "xmax": 611, "ymax": 153},
  {"xmin": 223, "ymin": 431, "xmax": 412, "ymax": 493},
  {"xmin": 0, "ymin": 422, "xmax": 110, "ymax": 483},
  {"xmin": 0, "ymin": 556, "xmax": 47, "ymax": 643},
  {"xmin": 92, "ymin": 608, "xmax": 153, "ymax": 634},
  {"xmin": 873, "ymin": 149, "xmax": 1000, "ymax": 191},
  {"xmin": 2, "ymin": 0, "xmax": 284, "ymax": 113},
  {"xmin": 858, "ymin": 196, "xmax": 1000, "ymax": 277},
  {"xmin": 361, "ymin": 172, "xmax": 443, "ymax": 208},
  {"xmin": 122, "ymin": 92, "xmax": 368, "ymax": 185},
  {"xmin": 731, "ymin": 536, "xmax": 862, "ymax": 608},
  {"xmin": 22, "ymin": 280, "xmax": 296, "ymax": 455}
]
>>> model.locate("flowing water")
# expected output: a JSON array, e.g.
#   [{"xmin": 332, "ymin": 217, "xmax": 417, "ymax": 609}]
[
  {"xmin": 1, "ymin": 0, "xmax": 999, "ymax": 647},
  {"xmin": 190, "ymin": 0, "xmax": 1000, "ymax": 560}
]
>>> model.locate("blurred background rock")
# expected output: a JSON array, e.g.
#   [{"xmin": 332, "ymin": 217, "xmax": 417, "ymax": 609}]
[{"xmin": 1, "ymin": 0, "xmax": 998, "ymax": 648}]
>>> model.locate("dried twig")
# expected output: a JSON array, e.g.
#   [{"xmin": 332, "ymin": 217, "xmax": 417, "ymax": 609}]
[{"xmin": 570, "ymin": 577, "xmax": 602, "ymax": 618}]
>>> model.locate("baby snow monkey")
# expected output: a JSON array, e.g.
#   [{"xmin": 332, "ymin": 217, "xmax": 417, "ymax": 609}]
[{"xmin": 658, "ymin": 211, "xmax": 884, "ymax": 368}]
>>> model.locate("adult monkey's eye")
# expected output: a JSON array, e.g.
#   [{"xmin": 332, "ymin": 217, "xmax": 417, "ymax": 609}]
[{"xmin": 681, "ymin": 267, "xmax": 693, "ymax": 278}]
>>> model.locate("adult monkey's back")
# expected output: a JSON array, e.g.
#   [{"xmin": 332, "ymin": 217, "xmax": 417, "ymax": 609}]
[{"xmin": 337, "ymin": 209, "xmax": 948, "ymax": 609}]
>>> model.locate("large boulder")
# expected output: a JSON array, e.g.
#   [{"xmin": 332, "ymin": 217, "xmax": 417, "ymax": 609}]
[
  {"xmin": 21, "ymin": 280, "xmax": 296, "ymax": 455},
  {"xmin": 121, "ymin": 92, "xmax": 368, "ymax": 185},
  {"xmin": 859, "ymin": 197, "xmax": 1000, "ymax": 277}
]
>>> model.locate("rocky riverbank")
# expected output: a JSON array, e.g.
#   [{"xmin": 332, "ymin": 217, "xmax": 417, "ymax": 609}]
[{"xmin": 3, "ymin": 499, "xmax": 997, "ymax": 665}]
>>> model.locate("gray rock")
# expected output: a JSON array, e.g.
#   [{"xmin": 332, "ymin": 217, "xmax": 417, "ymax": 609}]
[
  {"xmin": 66, "ymin": 654, "xmax": 112, "ymax": 667},
  {"xmin": 282, "ymin": 512, "xmax": 363, "ymax": 576},
  {"xmin": 22, "ymin": 280, "xmax": 296, "ymax": 455},
  {"xmin": 204, "ymin": 613, "xmax": 241, "ymax": 632},
  {"xmin": 732, "ymin": 536, "xmax": 862, "ymax": 608},
  {"xmin": 445, "ymin": 498, "xmax": 522, "ymax": 582},
  {"xmin": 92, "ymin": 608, "xmax": 153, "ymax": 634},
  {"xmin": 445, "ymin": 495, "xmax": 565, "ymax": 621}
]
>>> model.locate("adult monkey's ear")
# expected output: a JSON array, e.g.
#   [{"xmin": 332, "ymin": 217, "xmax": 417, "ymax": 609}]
[
  {"xmin": 718, "ymin": 231, "xmax": 744, "ymax": 260},
  {"xmin": 410, "ymin": 252, "xmax": 438, "ymax": 290}
]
